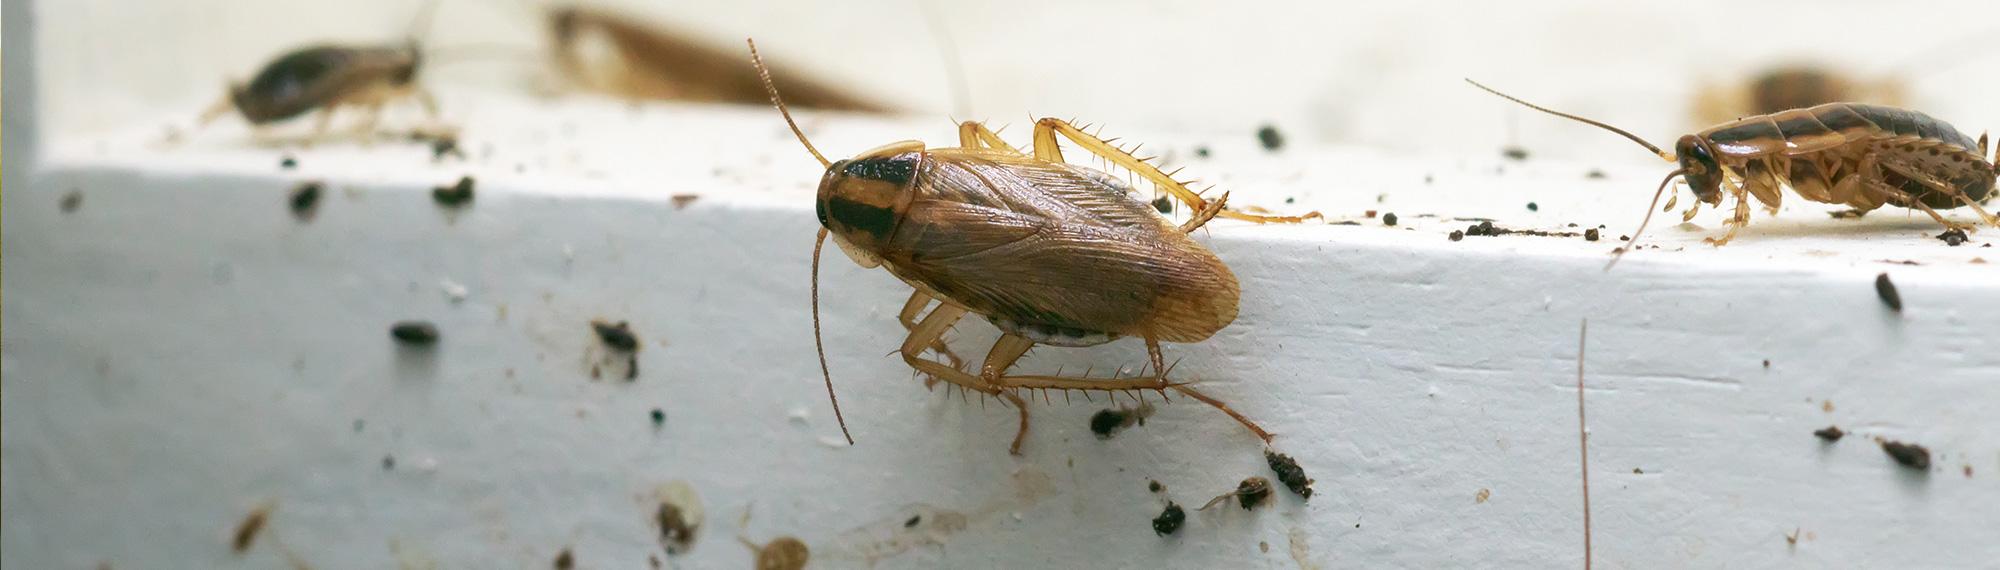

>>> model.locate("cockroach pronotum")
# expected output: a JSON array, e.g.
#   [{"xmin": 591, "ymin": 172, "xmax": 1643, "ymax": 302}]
[
  {"xmin": 550, "ymin": 7, "xmax": 890, "ymax": 112},
  {"xmin": 199, "ymin": 3, "xmax": 445, "ymax": 137},
  {"xmin": 749, "ymin": 40, "xmax": 1319, "ymax": 455},
  {"xmin": 1469, "ymin": 79, "xmax": 1999, "ymax": 268}
]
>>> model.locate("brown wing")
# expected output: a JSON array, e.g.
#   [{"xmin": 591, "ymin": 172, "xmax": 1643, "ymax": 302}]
[{"xmin": 879, "ymin": 150, "xmax": 1240, "ymax": 343}]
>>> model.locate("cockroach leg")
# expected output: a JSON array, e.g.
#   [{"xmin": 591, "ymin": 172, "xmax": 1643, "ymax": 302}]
[
  {"xmin": 1031, "ymin": 118, "xmax": 1322, "ymax": 224},
  {"xmin": 979, "ymin": 334, "xmax": 1036, "ymax": 381},
  {"xmin": 898, "ymin": 303, "xmax": 1036, "ymax": 453},
  {"xmin": 1744, "ymin": 159, "xmax": 1784, "ymax": 214},
  {"xmin": 958, "ymin": 121, "xmax": 1021, "ymax": 154},
  {"xmin": 1179, "ymin": 192, "xmax": 1230, "ymax": 234},
  {"xmin": 1703, "ymin": 179, "xmax": 1751, "ymax": 246},
  {"xmin": 1875, "ymin": 158, "xmax": 1999, "ymax": 227},
  {"xmin": 897, "ymin": 291, "xmax": 966, "ymax": 378}
]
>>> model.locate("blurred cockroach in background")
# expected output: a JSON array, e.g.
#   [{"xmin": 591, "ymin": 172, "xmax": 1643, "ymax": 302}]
[
  {"xmin": 549, "ymin": 6, "xmax": 891, "ymax": 112},
  {"xmin": 751, "ymin": 39, "xmax": 1319, "ymax": 455},
  {"xmin": 1469, "ymin": 79, "xmax": 1998, "ymax": 268},
  {"xmin": 198, "ymin": 2, "xmax": 449, "ymax": 138},
  {"xmin": 1691, "ymin": 64, "xmax": 1907, "ymax": 127}
]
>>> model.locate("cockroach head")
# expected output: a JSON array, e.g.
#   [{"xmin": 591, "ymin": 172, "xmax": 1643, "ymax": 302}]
[
  {"xmin": 1672, "ymin": 135, "xmax": 1724, "ymax": 205},
  {"xmin": 816, "ymin": 140, "xmax": 924, "ymax": 265}
]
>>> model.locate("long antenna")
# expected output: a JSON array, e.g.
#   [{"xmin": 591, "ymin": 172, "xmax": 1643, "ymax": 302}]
[
  {"xmin": 1465, "ymin": 79, "xmax": 1673, "ymax": 162},
  {"xmin": 1576, "ymin": 318, "xmax": 1592, "ymax": 570},
  {"xmin": 812, "ymin": 229, "xmax": 854, "ymax": 445},
  {"xmin": 748, "ymin": 38, "xmax": 831, "ymax": 168},
  {"xmin": 1605, "ymin": 168, "xmax": 1686, "ymax": 270}
]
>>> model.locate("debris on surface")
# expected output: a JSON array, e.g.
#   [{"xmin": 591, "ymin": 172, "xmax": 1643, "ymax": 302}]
[
  {"xmin": 1879, "ymin": 439, "xmax": 1930, "ymax": 470},
  {"xmin": 1256, "ymin": 124, "xmax": 1285, "ymax": 151},
  {"xmin": 654, "ymin": 481, "xmax": 704, "ymax": 555},
  {"xmin": 1585, "ymin": 169, "xmax": 1606, "ymax": 179},
  {"xmin": 553, "ymin": 547, "xmax": 574, "ymax": 569},
  {"xmin": 1937, "ymin": 228, "xmax": 1969, "ymax": 246},
  {"xmin": 1151, "ymin": 196, "xmax": 1173, "ymax": 214},
  {"xmin": 1584, "ymin": 228, "xmax": 1600, "ymax": 241},
  {"xmin": 432, "ymin": 176, "xmax": 475, "ymax": 207},
  {"xmin": 1461, "ymin": 220, "xmax": 1580, "ymax": 238},
  {"xmin": 1502, "ymin": 146, "xmax": 1529, "ymax": 161},
  {"xmin": 1235, "ymin": 477, "xmax": 1273, "ymax": 510},
  {"xmin": 650, "ymin": 408, "xmax": 666, "ymax": 428},
  {"xmin": 1088, "ymin": 402, "xmax": 1154, "ymax": 439},
  {"xmin": 1474, "ymin": 488, "xmax": 1491, "ymax": 504},
  {"xmin": 1449, "ymin": 230, "xmax": 1465, "ymax": 242},
  {"xmin": 671, "ymin": 194, "xmax": 700, "ymax": 210},
  {"xmin": 1147, "ymin": 480, "xmax": 1164, "ymax": 493},
  {"xmin": 591, "ymin": 320, "xmax": 640, "ymax": 351},
  {"xmin": 1525, "ymin": 202, "xmax": 1538, "ymax": 212},
  {"xmin": 390, "ymin": 321, "xmax": 439, "ymax": 346},
  {"xmin": 1194, "ymin": 146, "xmax": 1211, "ymax": 158},
  {"xmin": 289, "ymin": 181, "xmax": 322, "ymax": 220},
  {"xmin": 60, "ymin": 190, "xmax": 83, "ymax": 213},
  {"xmin": 1874, "ymin": 273, "xmax": 1902, "ymax": 312},
  {"xmin": 1382, "ymin": 212, "xmax": 1398, "ymax": 226},
  {"xmin": 429, "ymin": 136, "xmax": 465, "ymax": 162},
  {"xmin": 280, "ymin": 155, "xmax": 298, "ymax": 169},
  {"xmin": 752, "ymin": 537, "xmax": 809, "ymax": 570},
  {"xmin": 1266, "ymin": 451, "xmax": 1314, "ymax": 500},
  {"xmin": 1151, "ymin": 502, "xmax": 1185, "ymax": 536},
  {"xmin": 231, "ymin": 502, "xmax": 276, "ymax": 554},
  {"xmin": 1813, "ymin": 426, "xmax": 1845, "ymax": 442}
]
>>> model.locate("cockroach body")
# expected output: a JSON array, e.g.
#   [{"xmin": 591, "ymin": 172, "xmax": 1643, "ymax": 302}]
[
  {"xmin": 1692, "ymin": 65, "xmax": 1907, "ymax": 127},
  {"xmin": 1469, "ymin": 80, "xmax": 1998, "ymax": 265},
  {"xmin": 200, "ymin": 4, "xmax": 442, "ymax": 136},
  {"xmin": 750, "ymin": 40, "xmax": 1317, "ymax": 455},
  {"xmin": 551, "ymin": 8, "xmax": 890, "ymax": 112}
]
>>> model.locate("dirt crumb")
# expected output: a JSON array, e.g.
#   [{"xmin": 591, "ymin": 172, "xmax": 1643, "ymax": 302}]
[
  {"xmin": 1474, "ymin": 488, "xmax": 1491, "ymax": 504},
  {"xmin": 1937, "ymin": 228, "xmax": 1969, "ymax": 246},
  {"xmin": 1151, "ymin": 502, "xmax": 1185, "ymax": 536},
  {"xmin": 1813, "ymin": 426, "xmax": 1845, "ymax": 442},
  {"xmin": 1266, "ymin": 451, "xmax": 1315, "ymax": 500},
  {"xmin": 1879, "ymin": 439, "xmax": 1930, "ymax": 470}
]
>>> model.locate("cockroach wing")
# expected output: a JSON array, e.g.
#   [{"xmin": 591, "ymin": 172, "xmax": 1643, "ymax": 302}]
[
  {"xmin": 881, "ymin": 153, "xmax": 1240, "ymax": 343},
  {"xmin": 240, "ymin": 45, "xmax": 410, "ymax": 123}
]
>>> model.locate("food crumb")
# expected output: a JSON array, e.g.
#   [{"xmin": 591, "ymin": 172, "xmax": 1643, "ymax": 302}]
[
  {"xmin": 390, "ymin": 321, "xmax": 439, "ymax": 346},
  {"xmin": 1879, "ymin": 439, "xmax": 1930, "ymax": 470},
  {"xmin": 1813, "ymin": 426, "xmax": 1844, "ymax": 442},
  {"xmin": 1265, "ymin": 451, "xmax": 1314, "ymax": 500},
  {"xmin": 1874, "ymin": 273, "xmax": 1902, "ymax": 312},
  {"xmin": 1151, "ymin": 503, "xmax": 1185, "ymax": 536},
  {"xmin": 1364, "ymin": 209, "xmax": 1377, "ymax": 218}
]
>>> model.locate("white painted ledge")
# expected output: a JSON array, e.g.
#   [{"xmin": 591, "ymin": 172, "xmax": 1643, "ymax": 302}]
[{"xmin": 6, "ymin": 86, "xmax": 1999, "ymax": 569}]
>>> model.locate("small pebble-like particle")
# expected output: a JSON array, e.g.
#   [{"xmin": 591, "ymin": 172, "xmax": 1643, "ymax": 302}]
[
  {"xmin": 1256, "ymin": 125, "xmax": 1285, "ymax": 151},
  {"xmin": 1813, "ymin": 426, "xmax": 1844, "ymax": 442},
  {"xmin": 1449, "ymin": 230, "xmax": 1465, "ymax": 242},
  {"xmin": 390, "ymin": 321, "xmax": 439, "ymax": 345},
  {"xmin": 1874, "ymin": 273, "xmax": 1902, "ymax": 312},
  {"xmin": 1382, "ymin": 212, "xmax": 1398, "ymax": 226},
  {"xmin": 1151, "ymin": 502, "xmax": 1186, "ymax": 536},
  {"xmin": 1880, "ymin": 440, "xmax": 1930, "ymax": 470}
]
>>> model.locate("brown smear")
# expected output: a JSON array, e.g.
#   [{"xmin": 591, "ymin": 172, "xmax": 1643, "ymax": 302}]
[
  {"xmin": 549, "ymin": 7, "xmax": 891, "ymax": 112},
  {"xmin": 652, "ymin": 481, "xmax": 704, "ymax": 555},
  {"xmin": 232, "ymin": 501, "xmax": 277, "ymax": 554},
  {"xmin": 828, "ymin": 467, "xmax": 1052, "ymax": 564},
  {"xmin": 751, "ymin": 537, "xmax": 810, "ymax": 570}
]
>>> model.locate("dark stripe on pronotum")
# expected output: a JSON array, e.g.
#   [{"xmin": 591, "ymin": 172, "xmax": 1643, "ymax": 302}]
[
  {"xmin": 826, "ymin": 197, "xmax": 897, "ymax": 239},
  {"xmin": 842, "ymin": 156, "xmax": 916, "ymax": 186}
]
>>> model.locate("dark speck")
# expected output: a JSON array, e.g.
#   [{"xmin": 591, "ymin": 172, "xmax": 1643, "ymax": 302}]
[
  {"xmin": 1937, "ymin": 228, "xmax": 1968, "ymax": 246},
  {"xmin": 1526, "ymin": 202, "xmax": 1539, "ymax": 212},
  {"xmin": 1194, "ymin": 146, "xmax": 1211, "ymax": 158},
  {"xmin": 289, "ymin": 181, "xmax": 322, "ymax": 220},
  {"xmin": 1880, "ymin": 440, "xmax": 1930, "ymax": 470},
  {"xmin": 1449, "ymin": 230, "xmax": 1465, "ymax": 242},
  {"xmin": 1586, "ymin": 169, "xmax": 1607, "ymax": 179},
  {"xmin": 382, "ymin": 454, "xmax": 396, "ymax": 470},
  {"xmin": 1874, "ymin": 273, "xmax": 1902, "ymax": 312},
  {"xmin": 650, "ymin": 408, "xmax": 666, "ymax": 427},
  {"xmin": 904, "ymin": 515, "xmax": 921, "ymax": 528},
  {"xmin": 1584, "ymin": 228, "xmax": 1600, "ymax": 241},
  {"xmin": 1813, "ymin": 426, "xmax": 1844, "ymax": 442},
  {"xmin": 1256, "ymin": 125, "xmax": 1284, "ymax": 152},
  {"xmin": 1502, "ymin": 146, "xmax": 1529, "ymax": 161},
  {"xmin": 553, "ymin": 547, "xmax": 574, "ymax": 570},
  {"xmin": 592, "ymin": 320, "xmax": 639, "ymax": 351},
  {"xmin": 391, "ymin": 321, "xmax": 439, "ymax": 345},
  {"xmin": 60, "ymin": 190, "xmax": 83, "ymax": 213},
  {"xmin": 1151, "ymin": 196, "xmax": 1173, "ymax": 215},
  {"xmin": 1148, "ymin": 480, "xmax": 1164, "ymax": 493},
  {"xmin": 1151, "ymin": 502, "xmax": 1185, "ymax": 536},
  {"xmin": 1382, "ymin": 212, "xmax": 1398, "ymax": 226},
  {"xmin": 1265, "ymin": 451, "xmax": 1314, "ymax": 500},
  {"xmin": 1090, "ymin": 409, "xmax": 1130, "ymax": 439},
  {"xmin": 280, "ymin": 155, "xmax": 297, "ymax": 169},
  {"xmin": 431, "ymin": 137, "xmax": 465, "ymax": 162},
  {"xmin": 432, "ymin": 176, "xmax": 475, "ymax": 207}
]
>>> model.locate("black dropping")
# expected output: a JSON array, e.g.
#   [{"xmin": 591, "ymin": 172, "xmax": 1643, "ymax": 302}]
[
  {"xmin": 1147, "ymin": 480, "xmax": 1164, "ymax": 493},
  {"xmin": 289, "ymin": 181, "xmax": 323, "ymax": 220},
  {"xmin": 1584, "ymin": 228, "xmax": 1600, "ymax": 241},
  {"xmin": 1382, "ymin": 212, "xmax": 1398, "ymax": 226},
  {"xmin": 592, "ymin": 320, "xmax": 640, "ymax": 351},
  {"xmin": 1502, "ymin": 146, "xmax": 1530, "ymax": 161},
  {"xmin": 1526, "ymin": 202, "xmax": 1539, "ymax": 212},
  {"xmin": 649, "ymin": 408, "xmax": 666, "ymax": 427},
  {"xmin": 1586, "ymin": 169, "xmax": 1607, "ymax": 179},
  {"xmin": 1875, "ymin": 273, "xmax": 1902, "ymax": 312},
  {"xmin": 842, "ymin": 156, "xmax": 916, "ymax": 186},
  {"xmin": 60, "ymin": 190, "xmax": 82, "ymax": 213},
  {"xmin": 1880, "ymin": 440, "xmax": 1930, "ymax": 470},
  {"xmin": 1449, "ymin": 230, "xmax": 1465, "ymax": 242},
  {"xmin": 1194, "ymin": 146, "xmax": 1211, "ymax": 158},
  {"xmin": 391, "ymin": 321, "xmax": 439, "ymax": 345},
  {"xmin": 280, "ymin": 155, "xmax": 298, "ymax": 169},
  {"xmin": 904, "ymin": 515, "xmax": 921, "ymax": 528},
  {"xmin": 1813, "ymin": 426, "xmax": 1844, "ymax": 442},
  {"xmin": 1256, "ymin": 124, "xmax": 1285, "ymax": 151},
  {"xmin": 1937, "ymin": 228, "xmax": 1968, "ymax": 246},
  {"xmin": 1266, "ymin": 451, "xmax": 1314, "ymax": 500},
  {"xmin": 382, "ymin": 454, "xmax": 396, "ymax": 470},
  {"xmin": 432, "ymin": 176, "xmax": 475, "ymax": 207},
  {"xmin": 1236, "ymin": 477, "xmax": 1273, "ymax": 510},
  {"xmin": 1090, "ymin": 409, "xmax": 1130, "ymax": 439},
  {"xmin": 1151, "ymin": 502, "xmax": 1185, "ymax": 536}
]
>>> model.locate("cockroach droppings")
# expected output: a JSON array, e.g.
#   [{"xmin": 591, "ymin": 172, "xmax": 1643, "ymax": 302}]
[
  {"xmin": 553, "ymin": 547, "xmax": 574, "ymax": 570},
  {"xmin": 60, "ymin": 190, "xmax": 83, "ymax": 213},
  {"xmin": 1151, "ymin": 502, "xmax": 1186, "ymax": 536},
  {"xmin": 382, "ymin": 454, "xmax": 396, "ymax": 470},
  {"xmin": 1502, "ymin": 146, "xmax": 1529, "ymax": 161},
  {"xmin": 1151, "ymin": 196, "xmax": 1173, "ymax": 215},
  {"xmin": 592, "ymin": 320, "xmax": 640, "ymax": 352},
  {"xmin": 1584, "ymin": 228, "xmax": 1600, "ymax": 241},
  {"xmin": 390, "ymin": 321, "xmax": 439, "ymax": 346},
  {"xmin": 1194, "ymin": 146, "xmax": 1211, "ymax": 158},
  {"xmin": 280, "ymin": 155, "xmax": 298, "ymax": 169},
  {"xmin": 1937, "ymin": 228, "xmax": 1969, "ymax": 246},
  {"xmin": 1090, "ymin": 409, "xmax": 1129, "ymax": 439},
  {"xmin": 1265, "ymin": 451, "xmax": 1315, "ymax": 500},
  {"xmin": 1874, "ymin": 273, "xmax": 1902, "ymax": 312},
  {"xmin": 904, "ymin": 515, "xmax": 921, "ymax": 528},
  {"xmin": 432, "ymin": 176, "xmax": 475, "ymax": 207},
  {"xmin": 1585, "ymin": 169, "xmax": 1606, "ymax": 179},
  {"xmin": 1148, "ymin": 480, "xmax": 1164, "ymax": 493},
  {"xmin": 1256, "ymin": 124, "xmax": 1285, "ymax": 151},
  {"xmin": 1448, "ymin": 230, "xmax": 1465, "ymax": 242},
  {"xmin": 289, "ymin": 181, "xmax": 323, "ymax": 220},
  {"xmin": 1879, "ymin": 440, "xmax": 1930, "ymax": 470},
  {"xmin": 1813, "ymin": 426, "xmax": 1844, "ymax": 442},
  {"xmin": 231, "ymin": 502, "xmax": 275, "ymax": 554},
  {"xmin": 1236, "ymin": 477, "xmax": 1273, "ymax": 510},
  {"xmin": 1526, "ymin": 201, "xmax": 1539, "ymax": 212},
  {"xmin": 1382, "ymin": 212, "xmax": 1398, "ymax": 226},
  {"xmin": 650, "ymin": 408, "xmax": 666, "ymax": 428}
]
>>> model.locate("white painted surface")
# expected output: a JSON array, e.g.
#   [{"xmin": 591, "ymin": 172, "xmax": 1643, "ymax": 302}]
[{"xmin": 8, "ymin": 1, "xmax": 2000, "ymax": 568}]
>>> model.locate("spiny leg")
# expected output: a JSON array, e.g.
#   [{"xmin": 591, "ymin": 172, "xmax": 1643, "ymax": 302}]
[
  {"xmin": 1180, "ymin": 192, "xmax": 1229, "ymax": 233},
  {"xmin": 958, "ymin": 121, "xmax": 1022, "ymax": 154},
  {"xmin": 1875, "ymin": 157, "xmax": 1998, "ymax": 228},
  {"xmin": 984, "ymin": 336, "xmax": 1273, "ymax": 444},
  {"xmin": 898, "ymin": 291, "xmax": 966, "ymax": 385},
  {"xmin": 899, "ymin": 304, "xmax": 1031, "ymax": 454},
  {"xmin": 1030, "ymin": 118, "xmax": 1322, "ymax": 224},
  {"xmin": 1862, "ymin": 179, "xmax": 1960, "ymax": 230}
]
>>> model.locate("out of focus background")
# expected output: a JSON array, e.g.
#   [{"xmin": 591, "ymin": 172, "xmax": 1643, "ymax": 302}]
[{"xmin": 26, "ymin": 0, "xmax": 2000, "ymax": 158}]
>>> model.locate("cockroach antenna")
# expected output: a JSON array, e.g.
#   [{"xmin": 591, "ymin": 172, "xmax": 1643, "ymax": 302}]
[
  {"xmin": 1465, "ymin": 79, "xmax": 1674, "ymax": 162},
  {"xmin": 1604, "ymin": 168, "xmax": 1688, "ymax": 271},
  {"xmin": 752, "ymin": 38, "xmax": 850, "ymax": 445}
]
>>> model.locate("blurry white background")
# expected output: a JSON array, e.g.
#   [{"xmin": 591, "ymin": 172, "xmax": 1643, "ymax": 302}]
[{"xmin": 30, "ymin": 0, "xmax": 2000, "ymax": 164}]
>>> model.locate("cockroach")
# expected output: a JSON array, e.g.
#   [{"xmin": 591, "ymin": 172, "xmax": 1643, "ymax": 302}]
[
  {"xmin": 1691, "ymin": 64, "xmax": 1907, "ymax": 127},
  {"xmin": 750, "ymin": 40, "xmax": 1319, "ymax": 455},
  {"xmin": 199, "ymin": 3, "xmax": 445, "ymax": 137},
  {"xmin": 1468, "ymin": 80, "xmax": 1999, "ymax": 268},
  {"xmin": 551, "ymin": 8, "xmax": 890, "ymax": 112}
]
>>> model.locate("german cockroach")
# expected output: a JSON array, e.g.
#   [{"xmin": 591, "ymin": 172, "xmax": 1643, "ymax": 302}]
[
  {"xmin": 550, "ymin": 7, "xmax": 890, "ymax": 112},
  {"xmin": 1692, "ymin": 64, "xmax": 1907, "ymax": 127},
  {"xmin": 199, "ymin": 3, "xmax": 444, "ymax": 137},
  {"xmin": 749, "ymin": 40, "xmax": 1319, "ymax": 455},
  {"xmin": 1469, "ymin": 79, "xmax": 1998, "ymax": 267}
]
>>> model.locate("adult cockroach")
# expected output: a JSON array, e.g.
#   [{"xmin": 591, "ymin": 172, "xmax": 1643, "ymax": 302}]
[
  {"xmin": 550, "ymin": 7, "xmax": 891, "ymax": 112},
  {"xmin": 748, "ymin": 40, "xmax": 1319, "ymax": 455},
  {"xmin": 198, "ymin": 3, "xmax": 446, "ymax": 137},
  {"xmin": 1468, "ymin": 79, "xmax": 1998, "ymax": 267},
  {"xmin": 1691, "ymin": 64, "xmax": 1906, "ymax": 128}
]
